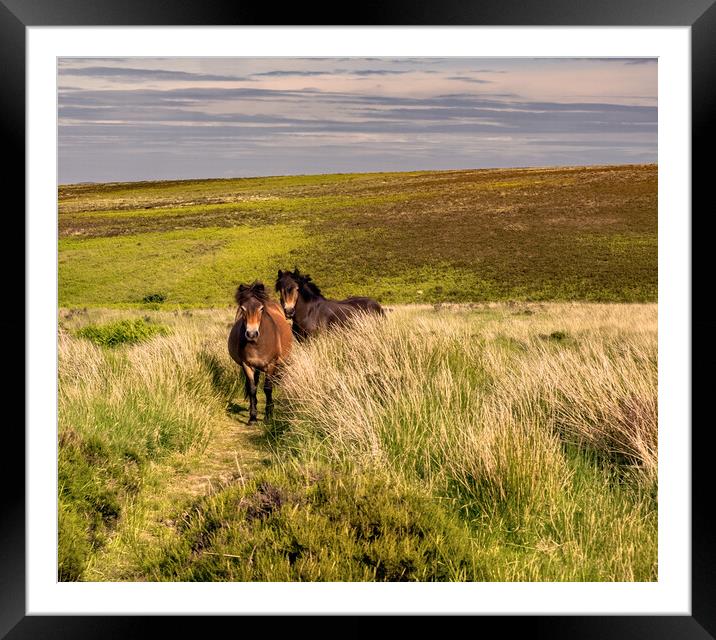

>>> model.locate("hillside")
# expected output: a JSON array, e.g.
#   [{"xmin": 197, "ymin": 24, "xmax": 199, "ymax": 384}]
[{"xmin": 58, "ymin": 164, "xmax": 657, "ymax": 307}]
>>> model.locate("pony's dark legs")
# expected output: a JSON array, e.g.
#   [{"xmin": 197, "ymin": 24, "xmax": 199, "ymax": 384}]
[
  {"xmin": 243, "ymin": 364, "xmax": 260, "ymax": 423},
  {"xmin": 263, "ymin": 370, "xmax": 274, "ymax": 421}
]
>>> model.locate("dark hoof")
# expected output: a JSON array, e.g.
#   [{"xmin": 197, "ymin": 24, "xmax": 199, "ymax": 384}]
[{"xmin": 248, "ymin": 416, "xmax": 258, "ymax": 424}]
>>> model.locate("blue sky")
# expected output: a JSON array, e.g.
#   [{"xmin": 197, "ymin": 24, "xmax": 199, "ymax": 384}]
[{"xmin": 58, "ymin": 57, "xmax": 657, "ymax": 184}]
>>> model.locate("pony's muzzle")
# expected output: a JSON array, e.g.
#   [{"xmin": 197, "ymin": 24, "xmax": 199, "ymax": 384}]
[
  {"xmin": 283, "ymin": 306, "xmax": 295, "ymax": 318},
  {"xmin": 245, "ymin": 329, "xmax": 260, "ymax": 341}
]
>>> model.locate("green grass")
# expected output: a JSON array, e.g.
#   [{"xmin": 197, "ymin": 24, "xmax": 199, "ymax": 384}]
[
  {"xmin": 75, "ymin": 318, "xmax": 170, "ymax": 347},
  {"xmin": 58, "ymin": 310, "xmax": 244, "ymax": 580},
  {"xmin": 59, "ymin": 164, "xmax": 657, "ymax": 306},
  {"xmin": 147, "ymin": 466, "xmax": 478, "ymax": 582},
  {"xmin": 58, "ymin": 304, "xmax": 658, "ymax": 582},
  {"xmin": 144, "ymin": 455, "xmax": 655, "ymax": 582},
  {"xmin": 57, "ymin": 164, "xmax": 658, "ymax": 582},
  {"xmin": 60, "ymin": 224, "xmax": 310, "ymax": 307}
]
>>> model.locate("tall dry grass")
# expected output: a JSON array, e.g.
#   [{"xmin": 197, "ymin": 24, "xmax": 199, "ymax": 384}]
[
  {"xmin": 58, "ymin": 309, "xmax": 243, "ymax": 580},
  {"xmin": 58, "ymin": 303, "xmax": 658, "ymax": 581},
  {"xmin": 59, "ymin": 311, "xmax": 242, "ymax": 456},
  {"xmin": 274, "ymin": 303, "xmax": 657, "ymax": 579},
  {"xmin": 279, "ymin": 304, "xmax": 657, "ymax": 480}
]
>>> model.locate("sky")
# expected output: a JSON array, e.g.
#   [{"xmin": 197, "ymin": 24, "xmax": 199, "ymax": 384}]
[{"xmin": 58, "ymin": 57, "xmax": 657, "ymax": 184}]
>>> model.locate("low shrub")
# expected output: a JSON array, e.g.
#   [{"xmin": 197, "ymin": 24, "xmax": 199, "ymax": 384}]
[
  {"xmin": 148, "ymin": 465, "xmax": 477, "ymax": 582},
  {"xmin": 76, "ymin": 318, "xmax": 169, "ymax": 347}
]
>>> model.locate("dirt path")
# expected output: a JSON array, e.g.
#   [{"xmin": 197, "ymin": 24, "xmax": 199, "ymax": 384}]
[
  {"xmin": 180, "ymin": 405, "xmax": 272, "ymax": 498},
  {"xmin": 85, "ymin": 406, "xmax": 271, "ymax": 581}
]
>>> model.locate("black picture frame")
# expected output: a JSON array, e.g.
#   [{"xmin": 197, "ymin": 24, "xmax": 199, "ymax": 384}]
[{"xmin": 4, "ymin": 0, "xmax": 712, "ymax": 636}]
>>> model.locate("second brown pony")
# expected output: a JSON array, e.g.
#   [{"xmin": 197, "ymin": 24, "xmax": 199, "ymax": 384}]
[
  {"xmin": 228, "ymin": 281, "xmax": 292, "ymax": 423},
  {"xmin": 275, "ymin": 268, "xmax": 384, "ymax": 339}
]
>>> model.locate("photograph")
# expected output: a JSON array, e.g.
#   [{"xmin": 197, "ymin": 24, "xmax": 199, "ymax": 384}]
[{"xmin": 56, "ymin": 55, "xmax": 659, "ymax": 584}]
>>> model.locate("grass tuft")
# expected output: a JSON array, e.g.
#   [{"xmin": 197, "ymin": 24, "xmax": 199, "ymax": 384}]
[{"xmin": 75, "ymin": 318, "xmax": 170, "ymax": 347}]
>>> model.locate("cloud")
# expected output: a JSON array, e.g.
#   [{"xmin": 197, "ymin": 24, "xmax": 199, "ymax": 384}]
[
  {"xmin": 58, "ymin": 106, "xmax": 327, "ymax": 126},
  {"xmin": 350, "ymin": 69, "xmax": 414, "ymax": 76},
  {"xmin": 539, "ymin": 57, "xmax": 657, "ymax": 64},
  {"xmin": 251, "ymin": 70, "xmax": 336, "ymax": 77},
  {"xmin": 58, "ymin": 87, "xmax": 331, "ymax": 109},
  {"xmin": 447, "ymin": 76, "xmax": 493, "ymax": 84},
  {"xmin": 250, "ymin": 69, "xmax": 414, "ymax": 77},
  {"xmin": 59, "ymin": 66, "xmax": 251, "ymax": 82},
  {"xmin": 59, "ymin": 84, "xmax": 656, "ymax": 141}
]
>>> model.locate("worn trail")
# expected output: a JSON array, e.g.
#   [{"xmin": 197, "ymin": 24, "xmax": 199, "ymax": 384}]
[{"xmin": 85, "ymin": 405, "xmax": 271, "ymax": 581}]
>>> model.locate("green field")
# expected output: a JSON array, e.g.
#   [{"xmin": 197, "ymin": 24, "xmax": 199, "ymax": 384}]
[
  {"xmin": 58, "ymin": 165, "xmax": 658, "ymax": 584},
  {"xmin": 59, "ymin": 164, "xmax": 657, "ymax": 307}
]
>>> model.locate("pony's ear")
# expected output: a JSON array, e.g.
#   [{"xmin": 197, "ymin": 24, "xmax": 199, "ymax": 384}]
[
  {"xmin": 235, "ymin": 284, "xmax": 246, "ymax": 304},
  {"xmin": 254, "ymin": 282, "xmax": 266, "ymax": 294},
  {"xmin": 277, "ymin": 269, "xmax": 283, "ymax": 278}
]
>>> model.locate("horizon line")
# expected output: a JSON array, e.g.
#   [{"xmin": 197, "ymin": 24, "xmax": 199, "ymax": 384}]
[{"xmin": 58, "ymin": 161, "xmax": 658, "ymax": 188}]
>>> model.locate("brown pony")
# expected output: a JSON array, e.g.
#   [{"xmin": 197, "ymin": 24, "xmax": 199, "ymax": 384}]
[
  {"xmin": 228, "ymin": 282, "xmax": 293, "ymax": 423},
  {"xmin": 275, "ymin": 268, "xmax": 384, "ymax": 340}
]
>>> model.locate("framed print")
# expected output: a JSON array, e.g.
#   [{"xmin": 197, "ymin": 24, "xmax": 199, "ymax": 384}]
[{"xmin": 6, "ymin": 0, "xmax": 714, "ymax": 635}]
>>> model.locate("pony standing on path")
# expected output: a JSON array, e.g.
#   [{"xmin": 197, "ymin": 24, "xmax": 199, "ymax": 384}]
[
  {"xmin": 275, "ymin": 268, "xmax": 384, "ymax": 340},
  {"xmin": 228, "ymin": 282, "xmax": 293, "ymax": 423}
]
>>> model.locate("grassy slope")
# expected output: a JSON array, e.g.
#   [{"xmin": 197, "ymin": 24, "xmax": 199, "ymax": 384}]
[
  {"xmin": 59, "ymin": 164, "xmax": 657, "ymax": 306},
  {"xmin": 58, "ymin": 165, "xmax": 658, "ymax": 582},
  {"xmin": 59, "ymin": 304, "xmax": 657, "ymax": 582}
]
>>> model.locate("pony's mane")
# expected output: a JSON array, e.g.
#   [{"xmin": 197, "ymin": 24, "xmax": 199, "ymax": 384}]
[
  {"xmin": 276, "ymin": 268, "xmax": 323, "ymax": 299},
  {"xmin": 235, "ymin": 281, "xmax": 269, "ymax": 305}
]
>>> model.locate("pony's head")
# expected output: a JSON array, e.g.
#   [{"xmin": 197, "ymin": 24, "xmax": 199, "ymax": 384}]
[
  {"xmin": 235, "ymin": 281, "xmax": 269, "ymax": 341},
  {"xmin": 275, "ymin": 268, "xmax": 322, "ymax": 318},
  {"xmin": 275, "ymin": 269, "xmax": 299, "ymax": 318}
]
